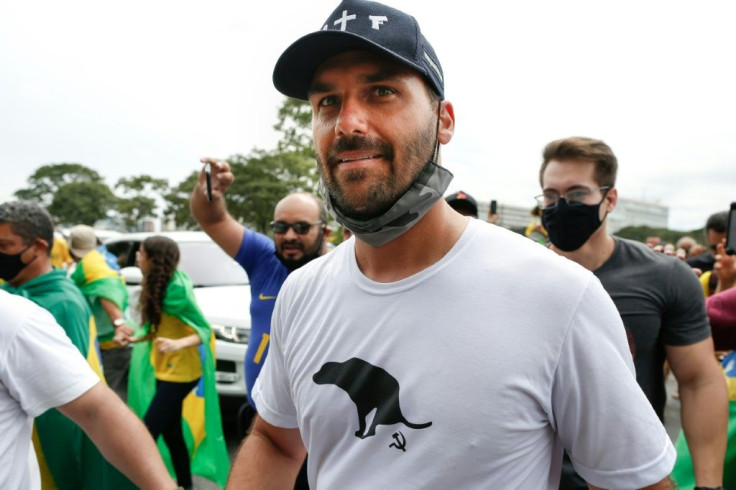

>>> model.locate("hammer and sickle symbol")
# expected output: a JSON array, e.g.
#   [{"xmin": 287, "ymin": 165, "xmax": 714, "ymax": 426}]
[{"xmin": 389, "ymin": 431, "xmax": 407, "ymax": 452}]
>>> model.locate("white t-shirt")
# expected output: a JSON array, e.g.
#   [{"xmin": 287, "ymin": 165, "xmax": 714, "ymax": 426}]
[
  {"xmin": 254, "ymin": 220, "xmax": 675, "ymax": 488},
  {"xmin": 0, "ymin": 290, "xmax": 99, "ymax": 490}
]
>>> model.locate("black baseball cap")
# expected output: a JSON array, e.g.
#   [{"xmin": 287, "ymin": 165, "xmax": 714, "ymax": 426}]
[
  {"xmin": 445, "ymin": 191, "xmax": 478, "ymax": 218},
  {"xmin": 272, "ymin": 0, "xmax": 444, "ymax": 101}
]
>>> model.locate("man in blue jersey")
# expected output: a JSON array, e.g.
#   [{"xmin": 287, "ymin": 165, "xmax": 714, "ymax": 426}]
[{"xmin": 190, "ymin": 159, "xmax": 332, "ymax": 412}]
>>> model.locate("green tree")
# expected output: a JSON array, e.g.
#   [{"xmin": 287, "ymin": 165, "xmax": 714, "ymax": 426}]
[
  {"xmin": 274, "ymin": 98, "xmax": 314, "ymax": 157},
  {"xmin": 615, "ymin": 225, "xmax": 701, "ymax": 245},
  {"xmin": 163, "ymin": 171, "xmax": 200, "ymax": 230},
  {"xmin": 15, "ymin": 163, "xmax": 105, "ymax": 207},
  {"xmin": 115, "ymin": 175, "xmax": 169, "ymax": 230},
  {"xmin": 224, "ymin": 150, "xmax": 317, "ymax": 233},
  {"xmin": 51, "ymin": 182, "xmax": 118, "ymax": 226}
]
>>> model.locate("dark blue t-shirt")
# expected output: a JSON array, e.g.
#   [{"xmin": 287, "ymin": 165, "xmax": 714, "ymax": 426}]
[{"xmin": 234, "ymin": 228, "xmax": 289, "ymax": 409}]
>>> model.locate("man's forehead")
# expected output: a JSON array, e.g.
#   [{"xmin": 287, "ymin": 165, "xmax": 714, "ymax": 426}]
[
  {"xmin": 0, "ymin": 222, "xmax": 20, "ymax": 240},
  {"xmin": 274, "ymin": 195, "xmax": 321, "ymax": 219},
  {"xmin": 542, "ymin": 159, "xmax": 598, "ymax": 188}
]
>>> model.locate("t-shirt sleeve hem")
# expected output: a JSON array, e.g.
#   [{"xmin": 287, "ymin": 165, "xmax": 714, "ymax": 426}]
[
  {"xmin": 574, "ymin": 436, "xmax": 676, "ymax": 489},
  {"xmin": 251, "ymin": 381, "xmax": 299, "ymax": 429},
  {"xmin": 25, "ymin": 375, "xmax": 99, "ymax": 418}
]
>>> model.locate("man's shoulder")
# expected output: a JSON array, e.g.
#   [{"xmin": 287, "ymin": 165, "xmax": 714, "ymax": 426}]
[
  {"xmin": 473, "ymin": 220, "xmax": 592, "ymax": 279},
  {"xmin": 609, "ymin": 237, "xmax": 673, "ymax": 269},
  {"xmin": 0, "ymin": 290, "xmax": 55, "ymax": 339}
]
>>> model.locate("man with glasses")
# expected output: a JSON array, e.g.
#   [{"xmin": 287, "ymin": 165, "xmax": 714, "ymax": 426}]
[
  {"xmin": 538, "ymin": 136, "xmax": 727, "ymax": 489},
  {"xmin": 190, "ymin": 163, "xmax": 331, "ymax": 417}
]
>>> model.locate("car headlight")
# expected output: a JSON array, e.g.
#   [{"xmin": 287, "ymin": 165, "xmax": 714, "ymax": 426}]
[{"xmin": 211, "ymin": 323, "xmax": 250, "ymax": 344}]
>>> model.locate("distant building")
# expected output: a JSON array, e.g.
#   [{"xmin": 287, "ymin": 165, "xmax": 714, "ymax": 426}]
[{"xmin": 477, "ymin": 198, "xmax": 669, "ymax": 233}]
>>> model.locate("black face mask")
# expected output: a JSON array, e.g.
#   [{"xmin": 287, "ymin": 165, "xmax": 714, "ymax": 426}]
[
  {"xmin": 542, "ymin": 198, "xmax": 605, "ymax": 252},
  {"xmin": 0, "ymin": 246, "xmax": 33, "ymax": 281}
]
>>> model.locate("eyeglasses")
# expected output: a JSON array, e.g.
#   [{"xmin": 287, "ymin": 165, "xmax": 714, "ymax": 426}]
[
  {"xmin": 270, "ymin": 220, "xmax": 323, "ymax": 235},
  {"xmin": 535, "ymin": 186, "xmax": 610, "ymax": 209}
]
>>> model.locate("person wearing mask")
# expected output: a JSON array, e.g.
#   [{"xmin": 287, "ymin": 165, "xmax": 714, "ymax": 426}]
[{"xmin": 537, "ymin": 136, "xmax": 727, "ymax": 489}]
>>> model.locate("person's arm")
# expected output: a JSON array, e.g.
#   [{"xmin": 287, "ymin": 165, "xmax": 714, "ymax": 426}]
[
  {"xmin": 589, "ymin": 477, "xmax": 674, "ymax": 489},
  {"xmin": 227, "ymin": 415, "xmax": 306, "ymax": 489},
  {"xmin": 154, "ymin": 333, "xmax": 201, "ymax": 353},
  {"xmin": 713, "ymin": 242, "xmax": 735, "ymax": 293},
  {"xmin": 190, "ymin": 157, "xmax": 245, "ymax": 258},
  {"xmin": 99, "ymin": 297, "xmax": 134, "ymax": 345},
  {"xmin": 666, "ymin": 337, "xmax": 728, "ymax": 487},
  {"xmin": 57, "ymin": 382, "xmax": 177, "ymax": 490}
]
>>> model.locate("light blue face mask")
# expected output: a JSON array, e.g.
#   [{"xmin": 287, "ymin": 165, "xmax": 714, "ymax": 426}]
[{"xmin": 321, "ymin": 160, "xmax": 454, "ymax": 248}]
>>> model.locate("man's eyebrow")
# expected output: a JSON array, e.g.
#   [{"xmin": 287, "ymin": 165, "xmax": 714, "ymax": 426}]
[
  {"xmin": 542, "ymin": 185, "xmax": 591, "ymax": 193},
  {"xmin": 308, "ymin": 69, "xmax": 406, "ymax": 96}
]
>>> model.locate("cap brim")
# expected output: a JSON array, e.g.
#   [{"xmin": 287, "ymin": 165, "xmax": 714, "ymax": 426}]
[{"xmin": 273, "ymin": 30, "xmax": 427, "ymax": 101}]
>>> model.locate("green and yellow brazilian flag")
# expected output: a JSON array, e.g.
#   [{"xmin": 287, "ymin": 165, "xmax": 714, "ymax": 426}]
[
  {"xmin": 671, "ymin": 351, "xmax": 736, "ymax": 489},
  {"xmin": 70, "ymin": 249, "xmax": 129, "ymax": 344},
  {"xmin": 2, "ymin": 269, "xmax": 136, "ymax": 489},
  {"xmin": 128, "ymin": 270, "xmax": 230, "ymax": 488}
]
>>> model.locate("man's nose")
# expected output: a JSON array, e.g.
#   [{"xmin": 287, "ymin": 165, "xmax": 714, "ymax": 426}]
[
  {"xmin": 335, "ymin": 97, "xmax": 368, "ymax": 137},
  {"xmin": 283, "ymin": 226, "xmax": 300, "ymax": 240}
]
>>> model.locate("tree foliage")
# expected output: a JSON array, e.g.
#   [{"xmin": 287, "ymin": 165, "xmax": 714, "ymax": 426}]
[
  {"xmin": 51, "ymin": 182, "xmax": 118, "ymax": 226},
  {"xmin": 115, "ymin": 175, "xmax": 169, "ymax": 230},
  {"xmin": 224, "ymin": 150, "xmax": 318, "ymax": 233},
  {"xmin": 13, "ymin": 97, "xmax": 323, "ymax": 232},
  {"xmin": 163, "ymin": 171, "xmax": 200, "ymax": 230},
  {"xmin": 274, "ymin": 98, "xmax": 314, "ymax": 158},
  {"xmin": 615, "ymin": 225, "xmax": 702, "ymax": 245},
  {"xmin": 15, "ymin": 163, "xmax": 105, "ymax": 207}
]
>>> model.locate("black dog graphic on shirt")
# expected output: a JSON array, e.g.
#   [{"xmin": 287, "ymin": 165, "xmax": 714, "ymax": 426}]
[{"xmin": 313, "ymin": 357, "xmax": 432, "ymax": 439}]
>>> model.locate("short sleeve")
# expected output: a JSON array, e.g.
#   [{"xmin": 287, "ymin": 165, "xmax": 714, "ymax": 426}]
[
  {"xmin": 553, "ymin": 278, "xmax": 675, "ymax": 488},
  {"xmin": 661, "ymin": 259, "xmax": 711, "ymax": 346},
  {"xmin": 2, "ymin": 304, "xmax": 99, "ymax": 418},
  {"xmin": 251, "ymin": 290, "xmax": 299, "ymax": 429},
  {"xmin": 235, "ymin": 228, "xmax": 276, "ymax": 274}
]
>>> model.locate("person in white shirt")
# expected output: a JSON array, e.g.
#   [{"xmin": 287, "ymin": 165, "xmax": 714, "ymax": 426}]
[
  {"xmin": 0, "ymin": 290, "xmax": 176, "ymax": 490},
  {"xmin": 227, "ymin": 1, "xmax": 676, "ymax": 488}
]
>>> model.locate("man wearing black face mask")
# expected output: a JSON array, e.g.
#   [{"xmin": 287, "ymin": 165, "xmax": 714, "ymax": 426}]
[
  {"xmin": 538, "ymin": 137, "xmax": 728, "ymax": 489},
  {"xmin": 190, "ymin": 177, "xmax": 331, "ymax": 415}
]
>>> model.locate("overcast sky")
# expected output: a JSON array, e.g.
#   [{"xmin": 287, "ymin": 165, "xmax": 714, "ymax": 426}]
[{"xmin": 2, "ymin": 0, "xmax": 734, "ymax": 231}]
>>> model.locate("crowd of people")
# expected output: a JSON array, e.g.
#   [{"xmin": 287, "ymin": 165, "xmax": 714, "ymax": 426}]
[{"xmin": 1, "ymin": 0, "xmax": 735, "ymax": 489}]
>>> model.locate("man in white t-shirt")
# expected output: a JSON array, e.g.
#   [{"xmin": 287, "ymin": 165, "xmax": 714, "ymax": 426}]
[
  {"xmin": 0, "ymin": 290, "xmax": 176, "ymax": 490},
  {"xmin": 227, "ymin": 1, "xmax": 676, "ymax": 488}
]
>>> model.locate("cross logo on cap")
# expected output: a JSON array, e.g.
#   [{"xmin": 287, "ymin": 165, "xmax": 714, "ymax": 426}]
[{"xmin": 333, "ymin": 10, "xmax": 356, "ymax": 31}]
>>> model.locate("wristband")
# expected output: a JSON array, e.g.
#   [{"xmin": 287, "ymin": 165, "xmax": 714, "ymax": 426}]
[{"xmin": 113, "ymin": 318, "xmax": 126, "ymax": 327}]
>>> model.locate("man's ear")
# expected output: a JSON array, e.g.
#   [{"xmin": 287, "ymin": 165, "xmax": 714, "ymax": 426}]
[
  {"xmin": 323, "ymin": 225, "xmax": 333, "ymax": 239},
  {"xmin": 34, "ymin": 238, "xmax": 51, "ymax": 257},
  {"xmin": 437, "ymin": 100, "xmax": 455, "ymax": 145},
  {"xmin": 605, "ymin": 187, "xmax": 618, "ymax": 213}
]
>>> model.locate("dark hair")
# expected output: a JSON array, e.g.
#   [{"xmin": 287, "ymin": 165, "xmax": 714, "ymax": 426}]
[
  {"xmin": 0, "ymin": 201, "xmax": 55, "ymax": 256},
  {"xmin": 539, "ymin": 137, "xmax": 618, "ymax": 188},
  {"xmin": 139, "ymin": 236, "xmax": 180, "ymax": 329},
  {"xmin": 706, "ymin": 211, "xmax": 728, "ymax": 233}
]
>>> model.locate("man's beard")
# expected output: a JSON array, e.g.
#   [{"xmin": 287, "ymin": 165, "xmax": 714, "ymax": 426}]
[
  {"xmin": 275, "ymin": 232, "xmax": 324, "ymax": 273},
  {"xmin": 317, "ymin": 117, "xmax": 437, "ymax": 220}
]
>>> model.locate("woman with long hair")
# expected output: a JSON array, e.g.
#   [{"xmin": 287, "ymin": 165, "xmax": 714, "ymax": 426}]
[{"xmin": 128, "ymin": 236, "xmax": 228, "ymax": 489}]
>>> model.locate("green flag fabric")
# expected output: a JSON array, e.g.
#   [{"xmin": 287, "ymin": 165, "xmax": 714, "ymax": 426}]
[
  {"xmin": 71, "ymin": 249, "xmax": 129, "ymax": 342},
  {"xmin": 128, "ymin": 270, "xmax": 230, "ymax": 488},
  {"xmin": 2, "ymin": 270, "xmax": 136, "ymax": 490},
  {"xmin": 671, "ymin": 351, "xmax": 736, "ymax": 489}
]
